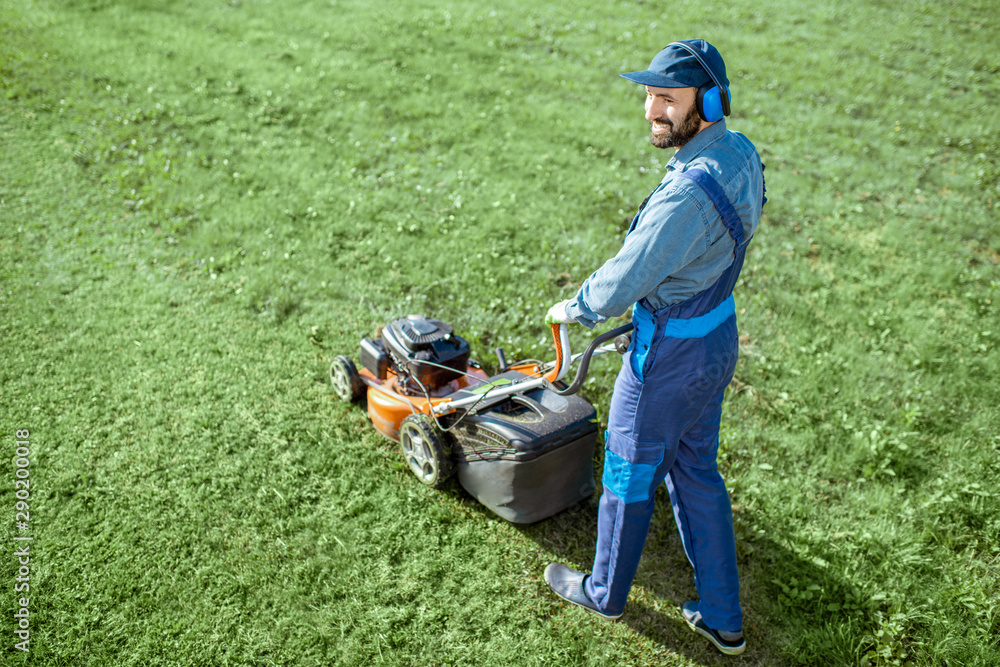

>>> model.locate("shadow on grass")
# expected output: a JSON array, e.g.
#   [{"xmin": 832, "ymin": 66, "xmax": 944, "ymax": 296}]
[{"xmin": 505, "ymin": 483, "xmax": 866, "ymax": 666}]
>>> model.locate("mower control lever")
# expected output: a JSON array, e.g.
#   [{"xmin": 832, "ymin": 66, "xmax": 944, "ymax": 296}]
[
  {"xmin": 553, "ymin": 323, "xmax": 634, "ymax": 397},
  {"xmin": 495, "ymin": 347, "xmax": 509, "ymax": 373},
  {"xmin": 614, "ymin": 332, "xmax": 632, "ymax": 355}
]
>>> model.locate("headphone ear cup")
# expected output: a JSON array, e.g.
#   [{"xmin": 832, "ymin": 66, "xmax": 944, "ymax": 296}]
[{"xmin": 698, "ymin": 84, "xmax": 726, "ymax": 123}]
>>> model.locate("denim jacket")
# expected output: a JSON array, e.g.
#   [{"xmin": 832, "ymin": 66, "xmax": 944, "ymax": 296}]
[{"xmin": 566, "ymin": 120, "xmax": 764, "ymax": 328}]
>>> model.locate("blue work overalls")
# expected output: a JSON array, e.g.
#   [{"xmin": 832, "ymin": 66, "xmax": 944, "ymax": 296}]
[{"xmin": 584, "ymin": 167, "xmax": 761, "ymax": 632}]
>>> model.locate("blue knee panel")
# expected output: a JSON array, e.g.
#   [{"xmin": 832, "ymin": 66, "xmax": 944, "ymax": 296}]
[{"xmin": 602, "ymin": 437, "xmax": 659, "ymax": 504}]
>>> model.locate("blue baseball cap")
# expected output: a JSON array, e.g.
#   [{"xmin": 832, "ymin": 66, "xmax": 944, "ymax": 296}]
[{"xmin": 621, "ymin": 39, "xmax": 729, "ymax": 90}]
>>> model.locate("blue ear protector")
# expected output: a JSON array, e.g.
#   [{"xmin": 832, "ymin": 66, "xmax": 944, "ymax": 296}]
[{"xmin": 667, "ymin": 41, "xmax": 731, "ymax": 123}]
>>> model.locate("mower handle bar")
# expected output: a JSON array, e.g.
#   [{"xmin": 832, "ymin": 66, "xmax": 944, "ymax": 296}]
[
  {"xmin": 549, "ymin": 322, "xmax": 634, "ymax": 396},
  {"xmin": 430, "ymin": 321, "xmax": 633, "ymax": 415}
]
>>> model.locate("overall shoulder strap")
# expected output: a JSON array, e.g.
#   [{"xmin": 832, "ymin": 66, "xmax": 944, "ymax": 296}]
[{"xmin": 675, "ymin": 168, "xmax": 746, "ymax": 247}]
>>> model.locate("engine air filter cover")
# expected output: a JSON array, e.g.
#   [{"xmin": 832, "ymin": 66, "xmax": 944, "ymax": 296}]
[
  {"xmin": 385, "ymin": 315, "xmax": 453, "ymax": 352},
  {"xmin": 381, "ymin": 315, "xmax": 470, "ymax": 389}
]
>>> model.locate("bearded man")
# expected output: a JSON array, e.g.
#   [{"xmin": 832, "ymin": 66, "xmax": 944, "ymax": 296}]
[{"xmin": 543, "ymin": 39, "xmax": 765, "ymax": 656}]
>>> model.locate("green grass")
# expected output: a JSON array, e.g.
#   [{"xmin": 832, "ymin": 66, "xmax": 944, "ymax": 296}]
[{"xmin": 1, "ymin": 0, "xmax": 998, "ymax": 664}]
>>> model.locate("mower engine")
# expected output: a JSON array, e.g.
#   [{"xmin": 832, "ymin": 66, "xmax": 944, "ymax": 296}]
[{"xmin": 360, "ymin": 315, "xmax": 471, "ymax": 395}]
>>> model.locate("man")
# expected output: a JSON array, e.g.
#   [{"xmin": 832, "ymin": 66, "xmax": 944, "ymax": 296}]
[{"xmin": 542, "ymin": 39, "xmax": 765, "ymax": 656}]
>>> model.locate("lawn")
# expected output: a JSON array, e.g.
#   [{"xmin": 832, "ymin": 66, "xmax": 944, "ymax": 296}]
[{"xmin": 1, "ymin": 0, "xmax": 998, "ymax": 665}]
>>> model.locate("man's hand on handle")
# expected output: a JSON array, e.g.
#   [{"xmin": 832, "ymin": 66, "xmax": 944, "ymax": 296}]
[{"xmin": 545, "ymin": 300, "xmax": 576, "ymax": 325}]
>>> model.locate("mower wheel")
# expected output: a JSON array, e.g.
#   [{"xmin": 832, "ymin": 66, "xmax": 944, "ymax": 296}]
[
  {"xmin": 330, "ymin": 355, "xmax": 364, "ymax": 402},
  {"xmin": 399, "ymin": 414, "xmax": 453, "ymax": 489}
]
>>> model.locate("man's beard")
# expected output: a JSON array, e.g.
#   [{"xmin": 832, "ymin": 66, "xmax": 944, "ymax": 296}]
[{"xmin": 649, "ymin": 104, "xmax": 702, "ymax": 149}]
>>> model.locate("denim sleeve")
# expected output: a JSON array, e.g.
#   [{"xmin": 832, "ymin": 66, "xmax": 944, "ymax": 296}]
[{"xmin": 565, "ymin": 184, "xmax": 709, "ymax": 328}]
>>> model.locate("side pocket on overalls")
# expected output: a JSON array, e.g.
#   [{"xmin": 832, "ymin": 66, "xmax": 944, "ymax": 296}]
[{"xmin": 629, "ymin": 305, "xmax": 657, "ymax": 382}]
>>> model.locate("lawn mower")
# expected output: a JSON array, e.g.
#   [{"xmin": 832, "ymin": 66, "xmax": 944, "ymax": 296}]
[{"xmin": 330, "ymin": 315, "xmax": 633, "ymax": 524}]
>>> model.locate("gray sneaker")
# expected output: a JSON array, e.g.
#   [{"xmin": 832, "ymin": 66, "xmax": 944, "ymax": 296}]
[
  {"xmin": 543, "ymin": 563, "xmax": 622, "ymax": 619},
  {"xmin": 682, "ymin": 601, "xmax": 746, "ymax": 655}
]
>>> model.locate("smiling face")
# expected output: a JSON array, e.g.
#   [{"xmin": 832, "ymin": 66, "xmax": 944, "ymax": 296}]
[{"xmin": 644, "ymin": 85, "xmax": 706, "ymax": 149}]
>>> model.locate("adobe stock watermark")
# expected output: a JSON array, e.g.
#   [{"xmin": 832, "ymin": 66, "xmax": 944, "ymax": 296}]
[{"xmin": 12, "ymin": 429, "xmax": 32, "ymax": 653}]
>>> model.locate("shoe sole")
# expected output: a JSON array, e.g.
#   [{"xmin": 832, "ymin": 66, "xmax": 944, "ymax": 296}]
[
  {"xmin": 551, "ymin": 589, "xmax": 623, "ymax": 620},
  {"xmin": 685, "ymin": 617, "xmax": 746, "ymax": 655}
]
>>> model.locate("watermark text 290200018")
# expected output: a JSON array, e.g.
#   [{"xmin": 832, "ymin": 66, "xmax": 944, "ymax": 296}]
[{"xmin": 13, "ymin": 429, "xmax": 32, "ymax": 653}]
